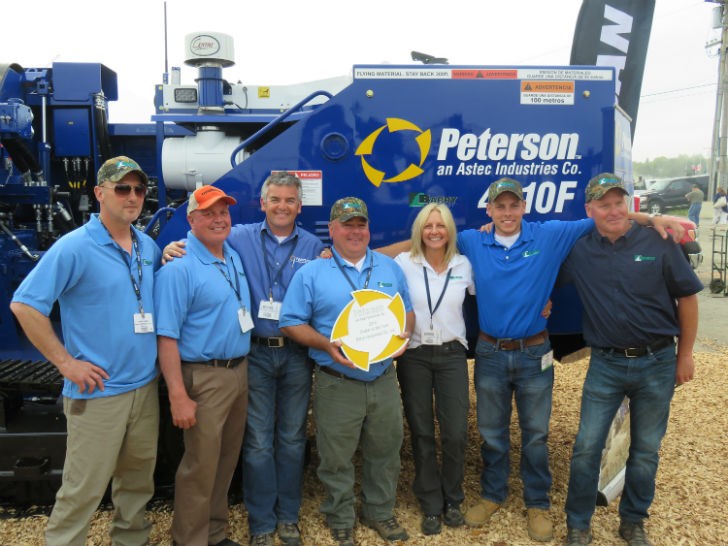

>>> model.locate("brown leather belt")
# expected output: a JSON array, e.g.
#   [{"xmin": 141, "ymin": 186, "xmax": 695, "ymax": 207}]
[
  {"xmin": 479, "ymin": 330, "xmax": 547, "ymax": 351},
  {"xmin": 317, "ymin": 365, "xmax": 362, "ymax": 382},
  {"xmin": 251, "ymin": 335, "xmax": 287, "ymax": 348},
  {"xmin": 181, "ymin": 356, "xmax": 246, "ymax": 369}
]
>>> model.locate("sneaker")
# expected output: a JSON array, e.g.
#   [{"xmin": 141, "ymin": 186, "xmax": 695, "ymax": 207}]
[
  {"xmin": 464, "ymin": 499, "xmax": 501, "ymax": 527},
  {"xmin": 249, "ymin": 533, "xmax": 274, "ymax": 546},
  {"xmin": 527, "ymin": 508, "xmax": 553, "ymax": 541},
  {"xmin": 443, "ymin": 504, "xmax": 464, "ymax": 527},
  {"xmin": 421, "ymin": 514, "xmax": 442, "ymax": 535},
  {"xmin": 331, "ymin": 527, "xmax": 355, "ymax": 546},
  {"xmin": 363, "ymin": 517, "xmax": 409, "ymax": 541},
  {"xmin": 564, "ymin": 527, "xmax": 592, "ymax": 545},
  {"xmin": 619, "ymin": 520, "xmax": 653, "ymax": 546},
  {"xmin": 277, "ymin": 522, "xmax": 302, "ymax": 546}
]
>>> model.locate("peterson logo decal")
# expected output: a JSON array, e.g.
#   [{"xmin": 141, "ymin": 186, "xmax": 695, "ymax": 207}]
[{"xmin": 355, "ymin": 118, "xmax": 431, "ymax": 187}]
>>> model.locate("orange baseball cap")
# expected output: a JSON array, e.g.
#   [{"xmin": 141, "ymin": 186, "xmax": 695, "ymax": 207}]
[{"xmin": 187, "ymin": 185, "xmax": 237, "ymax": 214}]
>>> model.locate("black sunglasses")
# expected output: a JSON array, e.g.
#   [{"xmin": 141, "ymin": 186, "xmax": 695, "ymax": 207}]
[{"xmin": 100, "ymin": 183, "xmax": 147, "ymax": 197}]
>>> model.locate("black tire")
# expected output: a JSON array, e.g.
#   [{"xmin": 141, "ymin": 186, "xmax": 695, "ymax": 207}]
[{"xmin": 648, "ymin": 201, "xmax": 663, "ymax": 214}]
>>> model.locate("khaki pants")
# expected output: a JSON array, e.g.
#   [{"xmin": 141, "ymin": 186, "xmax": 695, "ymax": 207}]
[
  {"xmin": 172, "ymin": 361, "xmax": 248, "ymax": 546},
  {"xmin": 46, "ymin": 379, "xmax": 160, "ymax": 546}
]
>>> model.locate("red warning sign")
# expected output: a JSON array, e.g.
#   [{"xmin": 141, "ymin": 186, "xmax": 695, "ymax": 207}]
[{"xmin": 452, "ymin": 69, "xmax": 518, "ymax": 80}]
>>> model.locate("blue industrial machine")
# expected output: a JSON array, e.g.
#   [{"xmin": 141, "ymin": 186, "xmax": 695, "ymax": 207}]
[{"xmin": 0, "ymin": 32, "xmax": 631, "ymax": 502}]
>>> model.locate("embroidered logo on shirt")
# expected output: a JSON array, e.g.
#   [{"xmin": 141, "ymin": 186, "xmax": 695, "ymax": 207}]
[
  {"xmin": 634, "ymin": 254, "xmax": 656, "ymax": 262},
  {"xmin": 377, "ymin": 281, "xmax": 393, "ymax": 287},
  {"xmin": 142, "ymin": 259, "xmax": 153, "ymax": 266},
  {"xmin": 522, "ymin": 250, "xmax": 541, "ymax": 258},
  {"xmin": 448, "ymin": 275, "xmax": 463, "ymax": 280},
  {"xmin": 290, "ymin": 256, "xmax": 312, "ymax": 266}
]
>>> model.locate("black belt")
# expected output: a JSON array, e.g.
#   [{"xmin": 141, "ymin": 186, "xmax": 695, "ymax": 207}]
[
  {"xmin": 181, "ymin": 356, "xmax": 246, "ymax": 369},
  {"xmin": 596, "ymin": 337, "xmax": 674, "ymax": 358},
  {"xmin": 317, "ymin": 365, "xmax": 361, "ymax": 381},
  {"xmin": 479, "ymin": 330, "xmax": 547, "ymax": 351},
  {"xmin": 251, "ymin": 335, "xmax": 287, "ymax": 348},
  {"xmin": 409, "ymin": 340, "xmax": 464, "ymax": 351}
]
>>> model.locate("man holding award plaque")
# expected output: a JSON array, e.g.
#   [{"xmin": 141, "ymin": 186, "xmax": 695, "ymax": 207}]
[{"xmin": 279, "ymin": 197, "xmax": 414, "ymax": 546}]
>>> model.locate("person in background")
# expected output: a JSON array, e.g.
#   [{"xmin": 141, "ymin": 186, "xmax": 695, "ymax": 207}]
[
  {"xmin": 155, "ymin": 185, "xmax": 252, "ymax": 546},
  {"xmin": 393, "ymin": 203, "xmax": 474, "ymax": 535},
  {"xmin": 711, "ymin": 186, "xmax": 727, "ymax": 225},
  {"xmin": 279, "ymin": 197, "xmax": 413, "ymax": 546},
  {"xmin": 562, "ymin": 173, "xmax": 702, "ymax": 546},
  {"xmin": 685, "ymin": 183, "xmax": 705, "ymax": 227},
  {"xmin": 11, "ymin": 156, "xmax": 160, "ymax": 546}
]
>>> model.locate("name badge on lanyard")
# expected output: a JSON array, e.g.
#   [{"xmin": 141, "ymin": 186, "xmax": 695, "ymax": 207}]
[
  {"xmin": 238, "ymin": 308, "xmax": 254, "ymax": 333},
  {"xmin": 258, "ymin": 299, "xmax": 282, "ymax": 320},
  {"xmin": 421, "ymin": 328, "xmax": 442, "ymax": 346},
  {"xmin": 216, "ymin": 258, "xmax": 253, "ymax": 333},
  {"xmin": 421, "ymin": 265, "xmax": 451, "ymax": 345}
]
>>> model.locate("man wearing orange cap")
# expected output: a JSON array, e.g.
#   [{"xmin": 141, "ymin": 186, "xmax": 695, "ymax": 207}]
[{"xmin": 155, "ymin": 185, "xmax": 253, "ymax": 546}]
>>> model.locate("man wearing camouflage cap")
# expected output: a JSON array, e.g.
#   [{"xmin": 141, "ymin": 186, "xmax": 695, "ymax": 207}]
[
  {"xmin": 457, "ymin": 177, "xmax": 683, "ymax": 542},
  {"xmin": 279, "ymin": 197, "xmax": 414, "ymax": 546},
  {"xmin": 11, "ymin": 156, "xmax": 161, "ymax": 545},
  {"xmin": 561, "ymin": 174, "xmax": 701, "ymax": 546}
]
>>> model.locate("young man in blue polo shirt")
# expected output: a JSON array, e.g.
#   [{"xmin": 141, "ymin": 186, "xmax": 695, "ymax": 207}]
[
  {"xmin": 460, "ymin": 178, "xmax": 685, "ymax": 542},
  {"xmin": 155, "ymin": 185, "xmax": 252, "ymax": 546},
  {"xmin": 562, "ymin": 174, "xmax": 701, "ymax": 546},
  {"xmin": 279, "ymin": 197, "xmax": 414, "ymax": 546},
  {"xmin": 11, "ymin": 156, "xmax": 160, "ymax": 546},
  {"xmin": 163, "ymin": 172, "xmax": 323, "ymax": 546}
]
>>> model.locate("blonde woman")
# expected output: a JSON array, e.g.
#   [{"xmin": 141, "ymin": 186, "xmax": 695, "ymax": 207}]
[{"xmin": 394, "ymin": 204, "xmax": 475, "ymax": 535}]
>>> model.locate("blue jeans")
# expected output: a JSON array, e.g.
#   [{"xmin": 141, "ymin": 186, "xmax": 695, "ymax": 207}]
[
  {"xmin": 565, "ymin": 344, "xmax": 676, "ymax": 530},
  {"xmin": 242, "ymin": 343, "xmax": 312, "ymax": 535},
  {"xmin": 688, "ymin": 202, "xmax": 702, "ymax": 226},
  {"xmin": 474, "ymin": 338, "xmax": 554, "ymax": 508}
]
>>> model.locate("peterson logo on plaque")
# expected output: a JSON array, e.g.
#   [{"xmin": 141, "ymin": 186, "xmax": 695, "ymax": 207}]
[{"xmin": 330, "ymin": 289, "xmax": 408, "ymax": 371}]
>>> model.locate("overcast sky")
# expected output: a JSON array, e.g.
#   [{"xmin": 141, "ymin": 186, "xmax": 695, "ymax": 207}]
[{"xmin": 1, "ymin": 0, "xmax": 718, "ymax": 163}]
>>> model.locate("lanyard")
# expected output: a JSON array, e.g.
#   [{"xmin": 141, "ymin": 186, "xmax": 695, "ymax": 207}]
[
  {"xmin": 332, "ymin": 251, "xmax": 373, "ymax": 291},
  {"xmin": 423, "ymin": 266, "xmax": 451, "ymax": 329},
  {"xmin": 261, "ymin": 230, "xmax": 299, "ymax": 301},
  {"xmin": 214, "ymin": 256, "xmax": 245, "ymax": 308},
  {"xmin": 100, "ymin": 220, "xmax": 146, "ymax": 315}
]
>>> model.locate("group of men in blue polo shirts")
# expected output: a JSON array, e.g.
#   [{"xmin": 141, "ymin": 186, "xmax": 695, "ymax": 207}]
[{"xmin": 11, "ymin": 157, "xmax": 701, "ymax": 546}]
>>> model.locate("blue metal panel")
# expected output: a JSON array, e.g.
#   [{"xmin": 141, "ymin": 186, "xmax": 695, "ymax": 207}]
[
  {"xmin": 51, "ymin": 63, "xmax": 118, "ymax": 103},
  {"xmin": 53, "ymin": 109, "xmax": 91, "ymax": 156}
]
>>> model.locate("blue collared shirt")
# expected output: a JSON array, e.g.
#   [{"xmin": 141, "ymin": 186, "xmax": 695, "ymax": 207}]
[
  {"xmin": 560, "ymin": 222, "xmax": 703, "ymax": 348},
  {"xmin": 155, "ymin": 232, "xmax": 251, "ymax": 361},
  {"xmin": 279, "ymin": 247, "xmax": 412, "ymax": 381},
  {"xmin": 228, "ymin": 221, "xmax": 324, "ymax": 337},
  {"xmin": 12, "ymin": 214, "xmax": 160, "ymax": 399},
  {"xmin": 458, "ymin": 218, "xmax": 594, "ymax": 338}
]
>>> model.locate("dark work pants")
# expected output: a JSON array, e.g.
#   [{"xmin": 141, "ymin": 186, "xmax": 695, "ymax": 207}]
[{"xmin": 396, "ymin": 342, "xmax": 469, "ymax": 515}]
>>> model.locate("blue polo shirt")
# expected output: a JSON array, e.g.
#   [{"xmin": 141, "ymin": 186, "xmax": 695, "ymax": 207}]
[
  {"xmin": 228, "ymin": 221, "xmax": 324, "ymax": 337},
  {"xmin": 458, "ymin": 218, "xmax": 594, "ymax": 338},
  {"xmin": 155, "ymin": 232, "xmax": 251, "ymax": 361},
  {"xmin": 12, "ymin": 214, "xmax": 160, "ymax": 399},
  {"xmin": 560, "ymin": 223, "xmax": 703, "ymax": 348},
  {"xmin": 279, "ymin": 247, "xmax": 412, "ymax": 381}
]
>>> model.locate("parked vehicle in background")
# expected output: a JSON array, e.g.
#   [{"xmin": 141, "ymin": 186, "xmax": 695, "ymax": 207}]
[{"xmin": 638, "ymin": 174, "xmax": 708, "ymax": 214}]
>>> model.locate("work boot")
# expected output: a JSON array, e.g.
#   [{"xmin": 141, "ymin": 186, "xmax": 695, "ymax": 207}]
[
  {"xmin": 331, "ymin": 527, "xmax": 355, "ymax": 546},
  {"xmin": 619, "ymin": 520, "xmax": 653, "ymax": 546},
  {"xmin": 464, "ymin": 499, "xmax": 501, "ymax": 527},
  {"xmin": 362, "ymin": 516, "xmax": 409, "ymax": 541},
  {"xmin": 527, "ymin": 508, "xmax": 553, "ymax": 541},
  {"xmin": 443, "ymin": 503, "xmax": 464, "ymax": 527},
  {"xmin": 277, "ymin": 522, "xmax": 302, "ymax": 546},
  {"xmin": 421, "ymin": 514, "xmax": 442, "ymax": 535},
  {"xmin": 564, "ymin": 527, "xmax": 592, "ymax": 545},
  {"xmin": 249, "ymin": 533, "xmax": 274, "ymax": 546}
]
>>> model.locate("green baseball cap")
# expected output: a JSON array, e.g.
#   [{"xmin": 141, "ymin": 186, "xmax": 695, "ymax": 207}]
[
  {"xmin": 330, "ymin": 197, "xmax": 369, "ymax": 222},
  {"xmin": 585, "ymin": 172, "xmax": 628, "ymax": 202},
  {"xmin": 488, "ymin": 177, "xmax": 524, "ymax": 202},
  {"xmin": 97, "ymin": 156, "xmax": 149, "ymax": 186}
]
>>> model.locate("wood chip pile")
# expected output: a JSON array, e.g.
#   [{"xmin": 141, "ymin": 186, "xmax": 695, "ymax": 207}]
[{"xmin": 2, "ymin": 349, "xmax": 726, "ymax": 545}]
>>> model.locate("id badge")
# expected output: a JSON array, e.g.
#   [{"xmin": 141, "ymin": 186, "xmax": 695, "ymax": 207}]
[
  {"xmin": 238, "ymin": 308, "xmax": 254, "ymax": 333},
  {"xmin": 258, "ymin": 299, "xmax": 282, "ymax": 321},
  {"xmin": 134, "ymin": 313, "xmax": 154, "ymax": 334},
  {"xmin": 421, "ymin": 328, "xmax": 442, "ymax": 346},
  {"xmin": 541, "ymin": 350, "xmax": 554, "ymax": 371}
]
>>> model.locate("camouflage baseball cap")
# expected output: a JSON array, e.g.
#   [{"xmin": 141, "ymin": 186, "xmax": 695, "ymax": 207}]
[
  {"xmin": 488, "ymin": 177, "xmax": 524, "ymax": 202},
  {"xmin": 585, "ymin": 172, "xmax": 628, "ymax": 202},
  {"xmin": 97, "ymin": 156, "xmax": 149, "ymax": 186},
  {"xmin": 330, "ymin": 197, "xmax": 369, "ymax": 222}
]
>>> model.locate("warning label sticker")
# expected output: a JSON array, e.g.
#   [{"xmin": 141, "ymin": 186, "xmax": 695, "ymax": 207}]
[{"xmin": 520, "ymin": 81, "xmax": 574, "ymax": 106}]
